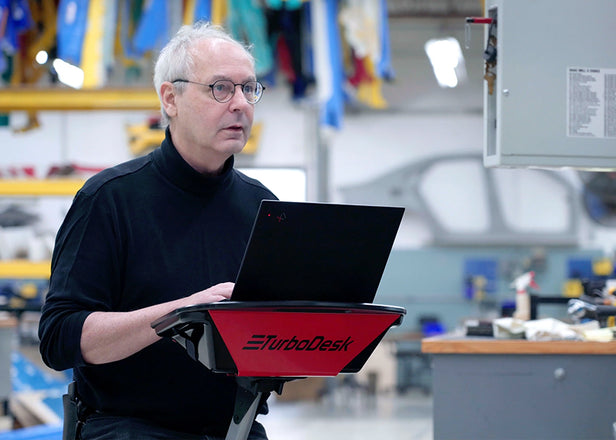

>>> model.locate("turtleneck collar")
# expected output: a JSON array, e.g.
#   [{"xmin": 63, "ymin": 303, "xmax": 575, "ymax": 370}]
[{"xmin": 151, "ymin": 129, "xmax": 235, "ymax": 196}]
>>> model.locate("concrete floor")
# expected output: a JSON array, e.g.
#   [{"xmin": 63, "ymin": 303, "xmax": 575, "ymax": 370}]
[{"xmin": 263, "ymin": 390, "xmax": 433, "ymax": 440}]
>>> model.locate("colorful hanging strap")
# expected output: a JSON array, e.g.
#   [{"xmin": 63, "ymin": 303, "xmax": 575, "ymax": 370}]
[
  {"xmin": 57, "ymin": 0, "xmax": 89, "ymax": 65},
  {"xmin": 132, "ymin": 0, "xmax": 168, "ymax": 55}
]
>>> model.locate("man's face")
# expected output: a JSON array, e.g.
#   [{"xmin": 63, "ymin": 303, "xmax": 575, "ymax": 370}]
[{"xmin": 167, "ymin": 39, "xmax": 256, "ymax": 174}]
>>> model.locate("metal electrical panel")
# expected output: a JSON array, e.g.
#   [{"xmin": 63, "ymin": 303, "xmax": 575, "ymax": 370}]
[{"xmin": 483, "ymin": 0, "xmax": 616, "ymax": 170}]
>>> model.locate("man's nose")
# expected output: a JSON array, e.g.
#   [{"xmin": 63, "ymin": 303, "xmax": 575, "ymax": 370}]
[{"xmin": 229, "ymin": 85, "xmax": 252, "ymax": 108}]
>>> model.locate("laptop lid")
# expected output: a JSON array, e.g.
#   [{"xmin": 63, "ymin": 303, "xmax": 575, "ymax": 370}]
[{"xmin": 231, "ymin": 200, "xmax": 404, "ymax": 303}]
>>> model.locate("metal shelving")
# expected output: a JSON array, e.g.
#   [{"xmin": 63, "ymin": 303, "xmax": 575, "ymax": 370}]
[{"xmin": 0, "ymin": 179, "xmax": 84, "ymax": 278}]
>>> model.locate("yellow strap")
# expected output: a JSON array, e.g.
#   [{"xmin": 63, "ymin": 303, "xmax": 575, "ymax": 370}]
[
  {"xmin": 211, "ymin": 0, "xmax": 227, "ymax": 25},
  {"xmin": 356, "ymin": 57, "xmax": 388, "ymax": 109},
  {"xmin": 81, "ymin": 0, "xmax": 106, "ymax": 88},
  {"xmin": 27, "ymin": 0, "xmax": 57, "ymax": 61},
  {"xmin": 184, "ymin": 0, "xmax": 197, "ymax": 24}
]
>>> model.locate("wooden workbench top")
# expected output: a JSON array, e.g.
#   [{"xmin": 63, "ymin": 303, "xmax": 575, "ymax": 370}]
[{"xmin": 422, "ymin": 335, "xmax": 616, "ymax": 355}]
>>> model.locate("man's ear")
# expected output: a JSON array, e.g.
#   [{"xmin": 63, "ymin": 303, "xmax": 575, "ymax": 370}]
[{"xmin": 160, "ymin": 82, "xmax": 177, "ymax": 118}]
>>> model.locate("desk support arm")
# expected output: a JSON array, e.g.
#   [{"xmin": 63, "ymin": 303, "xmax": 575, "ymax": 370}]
[{"xmin": 226, "ymin": 377, "xmax": 286, "ymax": 440}]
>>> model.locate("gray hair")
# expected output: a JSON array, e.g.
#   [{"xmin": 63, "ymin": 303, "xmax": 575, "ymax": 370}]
[{"xmin": 153, "ymin": 21, "xmax": 255, "ymax": 128}]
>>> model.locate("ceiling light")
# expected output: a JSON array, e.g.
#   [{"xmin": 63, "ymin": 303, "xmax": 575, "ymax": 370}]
[
  {"xmin": 52, "ymin": 58, "xmax": 84, "ymax": 89},
  {"xmin": 35, "ymin": 51, "xmax": 48, "ymax": 65},
  {"xmin": 425, "ymin": 37, "xmax": 467, "ymax": 88}
]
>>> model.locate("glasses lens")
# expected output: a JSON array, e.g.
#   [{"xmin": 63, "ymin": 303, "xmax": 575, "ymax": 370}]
[
  {"xmin": 242, "ymin": 81, "xmax": 260, "ymax": 104},
  {"xmin": 243, "ymin": 81, "xmax": 262, "ymax": 103},
  {"xmin": 211, "ymin": 80, "xmax": 234, "ymax": 102}
]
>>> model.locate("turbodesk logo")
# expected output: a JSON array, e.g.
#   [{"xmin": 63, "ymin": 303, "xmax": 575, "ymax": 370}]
[{"xmin": 242, "ymin": 334, "xmax": 354, "ymax": 352}]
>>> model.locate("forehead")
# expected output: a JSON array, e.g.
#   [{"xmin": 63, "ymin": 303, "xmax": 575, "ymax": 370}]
[{"xmin": 191, "ymin": 38, "xmax": 255, "ymax": 80}]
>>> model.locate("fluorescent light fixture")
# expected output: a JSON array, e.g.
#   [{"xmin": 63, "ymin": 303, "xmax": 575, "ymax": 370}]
[
  {"xmin": 424, "ymin": 37, "xmax": 467, "ymax": 88},
  {"xmin": 52, "ymin": 58, "xmax": 84, "ymax": 89},
  {"xmin": 239, "ymin": 168, "xmax": 307, "ymax": 202},
  {"xmin": 35, "ymin": 50, "xmax": 48, "ymax": 65}
]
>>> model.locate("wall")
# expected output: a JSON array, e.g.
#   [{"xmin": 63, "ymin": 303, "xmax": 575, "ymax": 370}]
[{"xmin": 376, "ymin": 247, "xmax": 605, "ymax": 332}]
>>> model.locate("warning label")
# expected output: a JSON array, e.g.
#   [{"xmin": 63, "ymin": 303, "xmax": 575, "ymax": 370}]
[{"xmin": 567, "ymin": 67, "xmax": 616, "ymax": 138}]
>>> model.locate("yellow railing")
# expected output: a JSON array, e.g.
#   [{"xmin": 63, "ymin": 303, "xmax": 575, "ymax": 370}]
[
  {"xmin": 0, "ymin": 260, "xmax": 51, "ymax": 279},
  {"xmin": 0, "ymin": 179, "xmax": 85, "ymax": 196},
  {"xmin": 0, "ymin": 87, "xmax": 159, "ymax": 111}
]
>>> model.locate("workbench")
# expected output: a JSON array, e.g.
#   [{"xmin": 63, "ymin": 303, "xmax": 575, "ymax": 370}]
[
  {"xmin": 422, "ymin": 335, "xmax": 616, "ymax": 440},
  {"xmin": 0, "ymin": 317, "xmax": 16, "ymax": 422}
]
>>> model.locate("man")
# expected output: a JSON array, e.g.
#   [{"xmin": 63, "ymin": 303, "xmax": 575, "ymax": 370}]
[{"xmin": 38, "ymin": 22, "xmax": 275, "ymax": 440}]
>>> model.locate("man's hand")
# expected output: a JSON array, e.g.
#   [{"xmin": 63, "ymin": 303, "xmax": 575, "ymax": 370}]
[{"xmin": 187, "ymin": 282, "xmax": 234, "ymax": 304}]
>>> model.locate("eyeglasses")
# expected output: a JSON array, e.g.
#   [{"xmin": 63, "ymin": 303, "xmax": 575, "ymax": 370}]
[{"xmin": 172, "ymin": 79, "xmax": 265, "ymax": 104}]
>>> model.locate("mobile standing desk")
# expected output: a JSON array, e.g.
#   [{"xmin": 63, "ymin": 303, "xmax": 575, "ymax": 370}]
[{"xmin": 152, "ymin": 301, "xmax": 405, "ymax": 440}]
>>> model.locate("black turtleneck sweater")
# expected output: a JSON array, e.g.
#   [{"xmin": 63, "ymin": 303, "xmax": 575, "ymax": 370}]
[{"xmin": 38, "ymin": 131, "xmax": 277, "ymax": 436}]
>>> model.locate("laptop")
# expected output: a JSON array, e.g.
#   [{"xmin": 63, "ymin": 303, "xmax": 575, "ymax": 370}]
[{"xmin": 231, "ymin": 200, "xmax": 404, "ymax": 303}]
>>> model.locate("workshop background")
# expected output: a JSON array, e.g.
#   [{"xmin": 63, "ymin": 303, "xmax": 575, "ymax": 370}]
[{"xmin": 0, "ymin": 0, "xmax": 615, "ymax": 438}]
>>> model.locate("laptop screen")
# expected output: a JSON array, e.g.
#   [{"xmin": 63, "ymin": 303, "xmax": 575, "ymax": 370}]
[{"xmin": 231, "ymin": 200, "xmax": 404, "ymax": 303}]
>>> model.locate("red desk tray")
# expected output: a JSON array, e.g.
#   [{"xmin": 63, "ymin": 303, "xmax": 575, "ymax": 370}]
[{"xmin": 152, "ymin": 301, "xmax": 405, "ymax": 377}]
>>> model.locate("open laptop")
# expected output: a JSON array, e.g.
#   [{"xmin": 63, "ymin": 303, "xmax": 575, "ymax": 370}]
[{"xmin": 231, "ymin": 200, "xmax": 404, "ymax": 303}]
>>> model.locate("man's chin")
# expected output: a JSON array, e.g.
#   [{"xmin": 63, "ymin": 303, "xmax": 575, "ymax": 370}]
[
  {"xmin": 218, "ymin": 143, "xmax": 245, "ymax": 157},
  {"xmin": 221, "ymin": 140, "xmax": 247, "ymax": 156}
]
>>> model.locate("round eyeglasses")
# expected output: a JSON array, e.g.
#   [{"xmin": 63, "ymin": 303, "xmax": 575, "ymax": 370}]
[{"xmin": 172, "ymin": 79, "xmax": 265, "ymax": 104}]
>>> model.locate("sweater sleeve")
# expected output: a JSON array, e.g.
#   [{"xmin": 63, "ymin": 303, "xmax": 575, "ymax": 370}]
[{"xmin": 38, "ymin": 188, "xmax": 122, "ymax": 371}]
